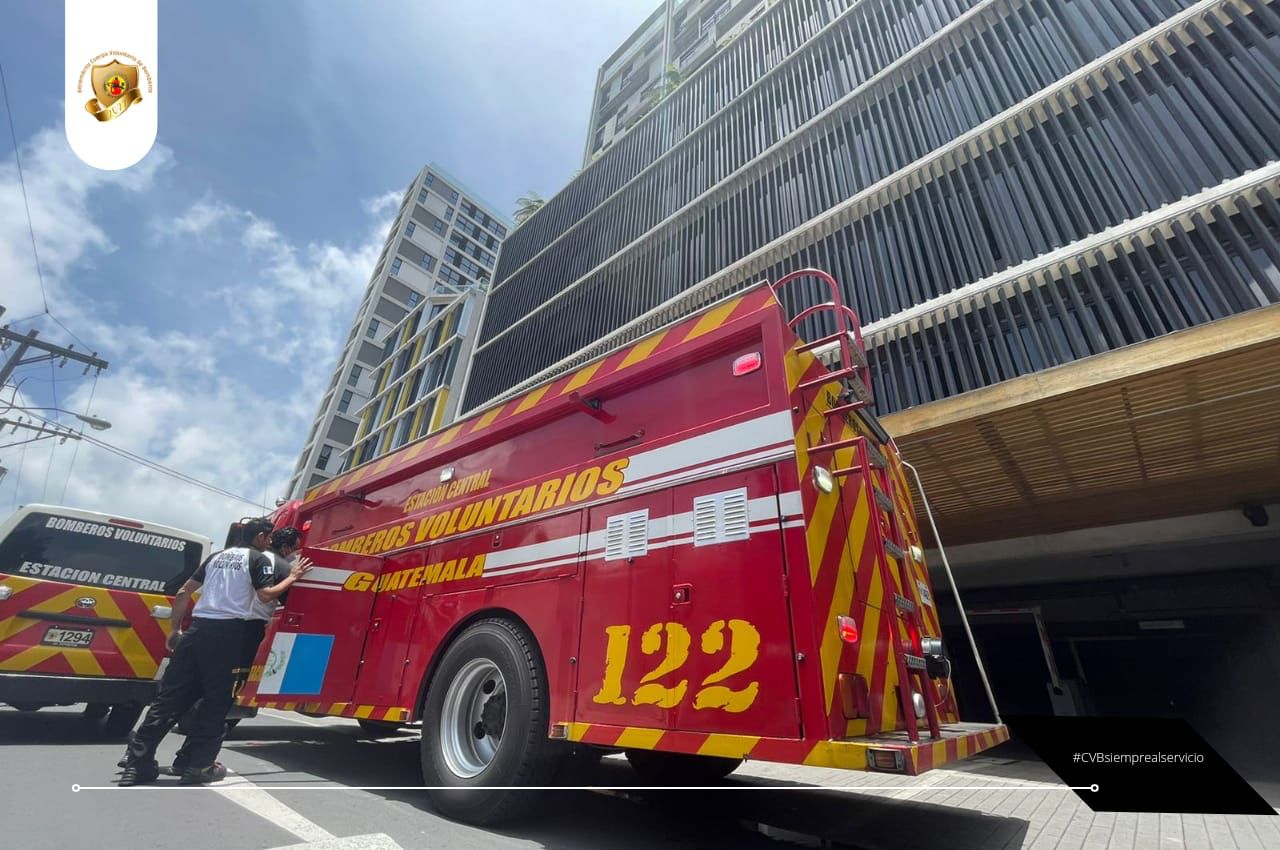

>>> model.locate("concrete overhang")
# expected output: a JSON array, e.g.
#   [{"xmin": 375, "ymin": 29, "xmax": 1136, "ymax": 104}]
[{"xmin": 883, "ymin": 304, "xmax": 1280, "ymax": 549}]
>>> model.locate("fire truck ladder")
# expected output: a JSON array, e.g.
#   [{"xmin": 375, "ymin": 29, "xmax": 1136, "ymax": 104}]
[{"xmin": 771, "ymin": 269, "xmax": 943, "ymax": 744}]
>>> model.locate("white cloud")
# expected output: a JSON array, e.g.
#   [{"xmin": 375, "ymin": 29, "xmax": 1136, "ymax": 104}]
[
  {"xmin": 0, "ymin": 126, "xmax": 171, "ymax": 320},
  {"xmin": 1, "ymin": 126, "xmax": 397, "ymax": 541}
]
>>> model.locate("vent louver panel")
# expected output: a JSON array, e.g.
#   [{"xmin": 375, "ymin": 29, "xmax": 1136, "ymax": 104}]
[
  {"xmin": 605, "ymin": 509, "xmax": 650, "ymax": 560},
  {"xmin": 693, "ymin": 488, "xmax": 751, "ymax": 546}
]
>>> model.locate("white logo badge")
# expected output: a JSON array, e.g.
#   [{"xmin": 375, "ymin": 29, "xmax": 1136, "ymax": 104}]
[{"xmin": 65, "ymin": 0, "xmax": 158, "ymax": 170}]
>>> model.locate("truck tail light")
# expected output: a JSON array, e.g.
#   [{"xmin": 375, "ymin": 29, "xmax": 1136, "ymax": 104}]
[
  {"xmin": 732, "ymin": 352, "xmax": 762, "ymax": 376},
  {"xmin": 108, "ymin": 517, "xmax": 145, "ymax": 529},
  {"xmin": 905, "ymin": 620, "xmax": 922, "ymax": 656},
  {"xmin": 867, "ymin": 749, "xmax": 906, "ymax": 772},
  {"xmin": 837, "ymin": 615, "xmax": 859, "ymax": 644}
]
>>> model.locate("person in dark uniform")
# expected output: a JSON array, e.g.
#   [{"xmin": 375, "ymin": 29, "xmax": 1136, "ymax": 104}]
[
  {"xmin": 118, "ymin": 519, "xmax": 310, "ymax": 786},
  {"xmin": 162, "ymin": 526, "xmax": 308, "ymax": 774}
]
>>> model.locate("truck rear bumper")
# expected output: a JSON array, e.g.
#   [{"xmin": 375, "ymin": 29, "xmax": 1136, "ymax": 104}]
[
  {"xmin": 807, "ymin": 722, "xmax": 1010, "ymax": 775},
  {"xmin": 561, "ymin": 720, "xmax": 1009, "ymax": 776},
  {"xmin": 0, "ymin": 671, "xmax": 157, "ymax": 706}
]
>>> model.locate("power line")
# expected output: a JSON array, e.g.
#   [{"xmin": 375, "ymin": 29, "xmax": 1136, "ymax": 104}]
[
  {"xmin": 79, "ymin": 436, "xmax": 268, "ymax": 508},
  {"xmin": 15, "ymin": 410, "xmax": 269, "ymax": 509},
  {"xmin": 0, "ymin": 63, "xmax": 48, "ymax": 315},
  {"xmin": 59, "ymin": 370, "xmax": 98, "ymax": 502}
]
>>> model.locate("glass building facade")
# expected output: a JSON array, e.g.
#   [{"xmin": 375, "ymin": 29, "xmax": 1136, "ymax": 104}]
[
  {"xmin": 288, "ymin": 164, "xmax": 507, "ymax": 496},
  {"xmin": 463, "ymin": 0, "xmax": 1280, "ymax": 415},
  {"xmin": 344, "ymin": 290, "xmax": 483, "ymax": 469}
]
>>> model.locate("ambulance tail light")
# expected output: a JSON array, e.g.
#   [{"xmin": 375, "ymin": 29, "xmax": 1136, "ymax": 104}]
[
  {"xmin": 732, "ymin": 352, "xmax": 762, "ymax": 376},
  {"xmin": 836, "ymin": 615, "xmax": 859, "ymax": 644}
]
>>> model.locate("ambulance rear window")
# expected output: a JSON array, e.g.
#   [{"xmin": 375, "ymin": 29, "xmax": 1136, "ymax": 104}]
[{"xmin": 0, "ymin": 512, "xmax": 203, "ymax": 595}]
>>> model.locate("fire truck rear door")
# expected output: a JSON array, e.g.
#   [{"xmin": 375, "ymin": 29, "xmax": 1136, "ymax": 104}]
[
  {"xmin": 256, "ymin": 547, "xmax": 383, "ymax": 705},
  {"xmin": 669, "ymin": 467, "xmax": 803, "ymax": 739},
  {"xmin": 575, "ymin": 489, "xmax": 675, "ymax": 731},
  {"xmin": 351, "ymin": 548, "xmax": 429, "ymax": 708}
]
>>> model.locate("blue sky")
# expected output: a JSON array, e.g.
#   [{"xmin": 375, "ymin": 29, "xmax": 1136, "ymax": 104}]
[{"xmin": 0, "ymin": 0, "xmax": 655, "ymax": 540}]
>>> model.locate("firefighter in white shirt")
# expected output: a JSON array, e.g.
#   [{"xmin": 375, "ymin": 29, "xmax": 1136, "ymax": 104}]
[{"xmin": 118, "ymin": 519, "xmax": 310, "ymax": 786}]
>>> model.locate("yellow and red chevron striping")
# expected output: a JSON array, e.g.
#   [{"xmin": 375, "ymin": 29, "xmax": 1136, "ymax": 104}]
[
  {"xmin": 0, "ymin": 575, "xmax": 170, "ymax": 679},
  {"xmin": 304, "ymin": 287, "xmax": 782, "ymax": 505},
  {"xmin": 562, "ymin": 720, "xmax": 1009, "ymax": 775},
  {"xmin": 785, "ymin": 346, "xmax": 912, "ymax": 740},
  {"xmin": 244, "ymin": 697, "xmax": 410, "ymax": 723}
]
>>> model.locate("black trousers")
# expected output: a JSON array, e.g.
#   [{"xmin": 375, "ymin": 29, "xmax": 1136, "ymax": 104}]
[
  {"xmin": 171, "ymin": 619, "xmax": 268, "ymax": 768},
  {"xmin": 127, "ymin": 617, "xmax": 246, "ymax": 769}
]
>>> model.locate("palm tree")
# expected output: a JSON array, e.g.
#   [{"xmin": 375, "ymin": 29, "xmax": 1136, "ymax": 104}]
[{"xmin": 513, "ymin": 191, "xmax": 545, "ymax": 226}]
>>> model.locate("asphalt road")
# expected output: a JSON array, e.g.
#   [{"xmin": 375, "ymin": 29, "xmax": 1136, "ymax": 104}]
[{"xmin": 0, "ymin": 704, "xmax": 866, "ymax": 850}]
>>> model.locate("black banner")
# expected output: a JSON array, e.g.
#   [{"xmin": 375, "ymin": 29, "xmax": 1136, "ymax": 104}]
[{"xmin": 1005, "ymin": 716, "xmax": 1275, "ymax": 815}]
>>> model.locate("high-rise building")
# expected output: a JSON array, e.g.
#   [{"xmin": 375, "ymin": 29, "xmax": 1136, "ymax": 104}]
[
  {"xmin": 463, "ymin": 0, "xmax": 1280, "ymax": 775},
  {"xmin": 288, "ymin": 164, "xmax": 508, "ymax": 497},
  {"xmin": 343, "ymin": 287, "xmax": 485, "ymax": 471},
  {"xmin": 582, "ymin": 0, "xmax": 772, "ymax": 164}
]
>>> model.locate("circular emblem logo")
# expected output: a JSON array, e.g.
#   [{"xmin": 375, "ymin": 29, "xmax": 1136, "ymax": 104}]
[
  {"xmin": 106, "ymin": 75, "xmax": 127, "ymax": 97},
  {"xmin": 75, "ymin": 596, "xmax": 97, "ymax": 609}
]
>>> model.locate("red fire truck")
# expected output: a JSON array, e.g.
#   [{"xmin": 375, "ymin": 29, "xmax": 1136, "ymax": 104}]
[{"xmin": 241, "ymin": 270, "xmax": 1007, "ymax": 822}]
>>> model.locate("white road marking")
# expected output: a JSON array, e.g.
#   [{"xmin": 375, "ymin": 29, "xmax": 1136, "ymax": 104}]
[
  {"xmin": 266, "ymin": 834, "xmax": 404, "ymax": 850},
  {"xmin": 213, "ymin": 768, "xmax": 334, "ymax": 843}
]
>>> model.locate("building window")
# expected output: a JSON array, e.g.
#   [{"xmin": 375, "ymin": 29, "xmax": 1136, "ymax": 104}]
[
  {"xmin": 390, "ymin": 257, "xmax": 401, "ymax": 275},
  {"xmin": 444, "ymin": 207, "xmax": 454, "ymax": 221},
  {"xmin": 406, "ymin": 221, "xmax": 416, "ymax": 238},
  {"xmin": 431, "ymin": 218, "xmax": 445, "ymax": 235},
  {"xmin": 407, "ymin": 290, "xmax": 421, "ymax": 306},
  {"xmin": 366, "ymin": 319, "xmax": 380, "ymax": 339},
  {"xmin": 422, "ymin": 253, "xmax": 435, "ymax": 271},
  {"xmin": 425, "ymin": 173, "xmax": 435, "ymax": 187},
  {"xmin": 448, "ymin": 189, "xmax": 459, "ymax": 203},
  {"xmin": 337, "ymin": 389, "xmax": 353, "ymax": 413},
  {"xmin": 348, "ymin": 365, "xmax": 362, "ymax": 386},
  {"xmin": 417, "ymin": 189, "xmax": 427, "ymax": 204},
  {"xmin": 317, "ymin": 445, "xmax": 333, "ymax": 470}
]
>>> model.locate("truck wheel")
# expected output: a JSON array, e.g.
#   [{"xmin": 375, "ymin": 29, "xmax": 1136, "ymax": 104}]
[
  {"xmin": 103, "ymin": 703, "xmax": 144, "ymax": 738},
  {"xmin": 625, "ymin": 749, "xmax": 743, "ymax": 784},
  {"xmin": 357, "ymin": 718, "xmax": 402, "ymax": 736},
  {"xmin": 420, "ymin": 618, "xmax": 560, "ymax": 824}
]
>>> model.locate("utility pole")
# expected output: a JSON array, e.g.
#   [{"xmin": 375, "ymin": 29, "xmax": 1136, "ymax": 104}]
[
  {"xmin": 0, "ymin": 416, "xmax": 83, "ymax": 443},
  {"xmin": 0, "ymin": 306, "xmax": 109, "ymax": 388}
]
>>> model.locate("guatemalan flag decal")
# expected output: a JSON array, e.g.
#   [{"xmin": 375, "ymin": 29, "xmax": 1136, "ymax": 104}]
[{"xmin": 259, "ymin": 633, "xmax": 335, "ymax": 695}]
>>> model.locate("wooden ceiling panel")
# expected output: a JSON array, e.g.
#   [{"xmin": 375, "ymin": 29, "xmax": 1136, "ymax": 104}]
[{"xmin": 884, "ymin": 306, "xmax": 1280, "ymax": 546}]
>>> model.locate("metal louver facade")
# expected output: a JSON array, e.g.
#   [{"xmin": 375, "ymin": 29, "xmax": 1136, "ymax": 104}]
[{"xmin": 463, "ymin": 0, "xmax": 1280, "ymax": 416}]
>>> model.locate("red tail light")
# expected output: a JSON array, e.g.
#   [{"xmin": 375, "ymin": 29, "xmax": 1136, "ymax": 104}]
[
  {"xmin": 837, "ymin": 615, "xmax": 859, "ymax": 644},
  {"xmin": 732, "ymin": 352, "xmax": 762, "ymax": 376},
  {"xmin": 108, "ymin": 518, "xmax": 145, "ymax": 529},
  {"xmin": 905, "ymin": 620, "xmax": 922, "ymax": 656}
]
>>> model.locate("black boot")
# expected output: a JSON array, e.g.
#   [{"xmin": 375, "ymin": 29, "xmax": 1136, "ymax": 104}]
[{"xmin": 119, "ymin": 761, "xmax": 160, "ymax": 786}]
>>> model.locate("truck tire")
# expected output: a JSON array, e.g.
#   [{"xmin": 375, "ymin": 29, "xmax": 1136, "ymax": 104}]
[
  {"xmin": 625, "ymin": 749, "xmax": 743, "ymax": 784},
  {"xmin": 357, "ymin": 718, "xmax": 402, "ymax": 736},
  {"xmin": 420, "ymin": 618, "xmax": 560, "ymax": 824},
  {"xmin": 103, "ymin": 703, "xmax": 144, "ymax": 738}
]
